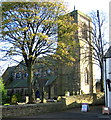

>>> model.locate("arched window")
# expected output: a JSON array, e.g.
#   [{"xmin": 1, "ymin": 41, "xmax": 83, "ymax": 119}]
[{"xmin": 16, "ymin": 72, "xmax": 21, "ymax": 79}]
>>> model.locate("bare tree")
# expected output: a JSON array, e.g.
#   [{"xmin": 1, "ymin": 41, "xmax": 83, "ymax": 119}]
[{"xmin": 81, "ymin": 10, "xmax": 108, "ymax": 92}]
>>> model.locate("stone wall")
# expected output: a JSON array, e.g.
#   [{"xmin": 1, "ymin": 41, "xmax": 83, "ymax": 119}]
[
  {"xmin": 1, "ymin": 102, "xmax": 65, "ymax": 118},
  {"xmin": 1, "ymin": 93, "xmax": 104, "ymax": 118},
  {"xmin": 64, "ymin": 92, "xmax": 104, "ymax": 108}
]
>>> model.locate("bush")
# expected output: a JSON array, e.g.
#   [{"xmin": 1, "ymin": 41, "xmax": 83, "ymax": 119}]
[
  {"xmin": 14, "ymin": 93, "xmax": 23, "ymax": 102},
  {"xmin": 11, "ymin": 94, "xmax": 18, "ymax": 104},
  {"xmin": 0, "ymin": 77, "xmax": 7, "ymax": 104}
]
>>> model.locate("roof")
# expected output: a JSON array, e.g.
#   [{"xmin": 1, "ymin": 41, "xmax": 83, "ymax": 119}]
[
  {"xmin": 7, "ymin": 75, "xmax": 57, "ymax": 88},
  {"xmin": 7, "ymin": 79, "xmax": 28, "ymax": 88},
  {"xmin": 45, "ymin": 76, "xmax": 57, "ymax": 86},
  {"xmin": 104, "ymin": 46, "xmax": 111, "ymax": 58},
  {"xmin": 2, "ymin": 66, "xmax": 16, "ymax": 82}
]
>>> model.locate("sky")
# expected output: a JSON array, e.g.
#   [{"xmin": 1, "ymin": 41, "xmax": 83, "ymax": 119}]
[
  {"xmin": 0, "ymin": 0, "xmax": 111, "ymax": 78},
  {"xmin": 64, "ymin": 0, "xmax": 110, "ymax": 14},
  {"xmin": 63, "ymin": 0, "xmax": 111, "ymax": 79}
]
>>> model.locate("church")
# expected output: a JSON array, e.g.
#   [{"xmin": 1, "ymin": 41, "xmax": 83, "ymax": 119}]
[{"xmin": 2, "ymin": 10, "xmax": 95, "ymax": 99}]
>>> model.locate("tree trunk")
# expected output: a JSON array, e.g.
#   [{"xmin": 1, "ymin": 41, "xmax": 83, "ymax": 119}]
[
  {"xmin": 100, "ymin": 54, "xmax": 104, "ymax": 92},
  {"xmin": 48, "ymin": 86, "xmax": 51, "ymax": 99},
  {"xmin": 100, "ymin": 64, "xmax": 104, "ymax": 92},
  {"xmin": 89, "ymin": 62, "xmax": 93, "ymax": 94},
  {"xmin": 27, "ymin": 63, "xmax": 36, "ymax": 103},
  {"xmin": 89, "ymin": 45, "xmax": 93, "ymax": 94},
  {"xmin": 41, "ymin": 87, "xmax": 44, "ymax": 103}
]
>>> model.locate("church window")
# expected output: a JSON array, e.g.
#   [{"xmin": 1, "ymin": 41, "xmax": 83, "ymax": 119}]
[
  {"xmin": 85, "ymin": 68, "xmax": 89, "ymax": 84},
  {"xmin": 16, "ymin": 72, "xmax": 21, "ymax": 79}
]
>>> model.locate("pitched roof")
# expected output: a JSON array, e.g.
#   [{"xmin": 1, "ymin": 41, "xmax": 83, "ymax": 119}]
[
  {"xmin": 2, "ymin": 66, "xmax": 16, "ymax": 82},
  {"xmin": 104, "ymin": 46, "xmax": 111, "ymax": 58},
  {"xmin": 7, "ymin": 79, "xmax": 28, "ymax": 88},
  {"xmin": 7, "ymin": 75, "xmax": 56, "ymax": 88},
  {"xmin": 45, "ymin": 76, "xmax": 57, "ymax": 86}
]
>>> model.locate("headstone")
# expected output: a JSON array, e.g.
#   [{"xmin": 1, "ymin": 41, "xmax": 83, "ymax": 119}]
[
  {"xmin": 25, "ymin": 96, "xmax": 29, "ymax": 103},
  {"xmin": 65, "ymin": 91, "xmax": 70, "ymax": 96}
]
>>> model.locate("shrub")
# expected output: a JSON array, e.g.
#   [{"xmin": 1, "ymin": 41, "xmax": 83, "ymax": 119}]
[
  {"xmin": 11, "ymin": 94, "xmax": 18, "ymax": 104},
  {"xmin": 0, "ymin": 77, "xmax": 7, "ymax": 104},
  {"xmin": 14, "ymin": 93, "xmax": 22, "ymax": 102}
]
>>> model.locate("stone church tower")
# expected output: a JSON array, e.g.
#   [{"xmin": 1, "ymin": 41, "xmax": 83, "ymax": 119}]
[{"xmin": 54, "ymin": 10, "xmax": 94, "ymax": 96}]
